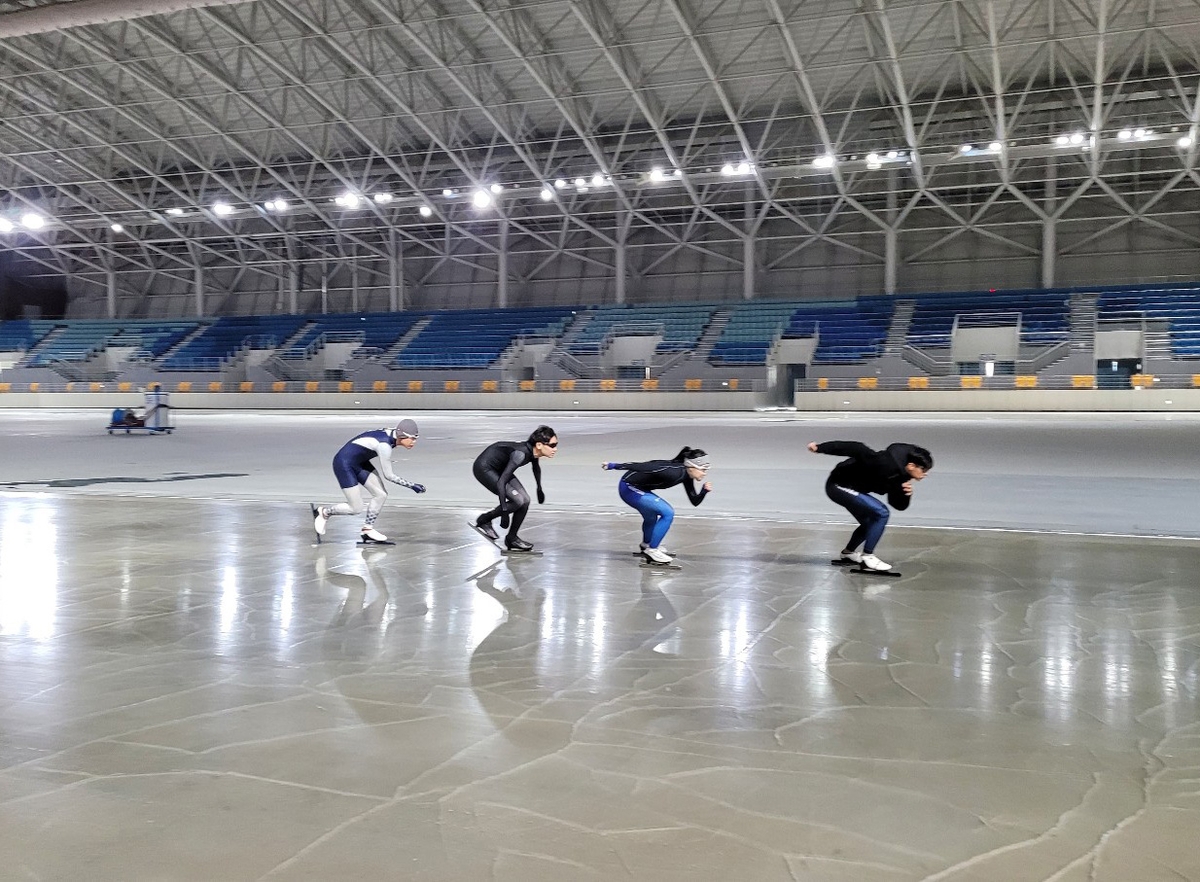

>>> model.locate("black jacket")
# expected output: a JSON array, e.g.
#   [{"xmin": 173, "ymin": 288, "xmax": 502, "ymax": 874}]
[
  {"xmin": 815, "ymin": 441, "xmax": 921, "ymax": 510},
  {"xmin": 612, "ymin": 460, "xmax": 708, "ymax": 506}
]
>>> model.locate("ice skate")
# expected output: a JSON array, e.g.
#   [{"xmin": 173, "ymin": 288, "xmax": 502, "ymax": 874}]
[
  {"xmin": 640, "ymin": 548, "xmax": 682, "ymax": 570},
  {"xmin": 636, "ymin": 542, "xmax": 675, "ymax": 559},
  {"xmin": 831, "ymin": 549, "xmax": 863, "ymax": 567},
  {"xmin": 311, "ymin": 503, "xmax": 329, "ymax": 542},
  {"xmin": 501, "ymin": 536, "xmax": 543, "ymax": 557},
  {"xmin": 846, "ymin": 552, "xmax": 901, "ymax": 578},
  {"xmin": 357, "ymin": 527, "xmax": 395, "ymax": 547},
  {"xmin": 469, "ymin": 519, "xmax": 500, "ymax": 543},
  {"xmin": 860, "ymin": 553, "xmax": 891, "ymax": 571}
]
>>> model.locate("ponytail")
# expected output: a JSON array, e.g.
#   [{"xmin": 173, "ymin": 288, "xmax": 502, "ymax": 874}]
[{"xmin": 672, "ymin": 446, "xmax": 705, "ymax": 463}]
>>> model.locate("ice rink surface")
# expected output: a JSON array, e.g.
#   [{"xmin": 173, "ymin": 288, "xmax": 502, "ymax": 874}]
[
  {"xmin": 3, "ymin": 407, "xmax": 1200, "ymax": 537},
  {"xmin": 1, "ymin": 408, "xmax": 1198, "ymax": 881}
]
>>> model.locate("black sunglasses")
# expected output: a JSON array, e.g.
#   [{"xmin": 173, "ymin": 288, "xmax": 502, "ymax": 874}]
[{"xmin": 543, "ymin": 440, "xmax": 558, "ymax": 448}]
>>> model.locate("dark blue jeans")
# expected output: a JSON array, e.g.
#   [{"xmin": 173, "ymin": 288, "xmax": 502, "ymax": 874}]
[{"xmin": 825, "ymin": 480, "xmax": 889, "ymax": 553}]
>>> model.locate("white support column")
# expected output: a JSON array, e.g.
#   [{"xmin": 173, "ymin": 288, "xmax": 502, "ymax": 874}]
[
  {"xmin": 742, "ymin": 186, "xmax": 755, "ymax": 300},
  {"xmin": 286, "ymin": 241, "xmax": 299, "ymax": 314},
  {"xmin": 320, "ymin": 260, "xmax": 329, "ymax": 314},
  {"xmin": 350, "ymin": 257, "xmax": 360, "ymax": 313},
  {"xmin": 192, "ymin": 259, "xmax": 204, "ymax": 317},
  {"xmin": 388, "ymin": 228, "xmax": 404, "ymax": 312},
  {"xmin": 885, "ymin": 169, "xmax": 899, "ymax": 295},
  {"xmin": 106, "ymin": 267, "xmax": 117, "ymax": 319},
  {"xmin": 615, "ymin": 208, "xmax": 627, "ymax": 304},
  {"xmin": 497, "ymin": 216, "xmax": 509, "ymax": 309},
  {"xmin": 1042, "ymin": 156, "xmax": 1057, "ymax": 288}
]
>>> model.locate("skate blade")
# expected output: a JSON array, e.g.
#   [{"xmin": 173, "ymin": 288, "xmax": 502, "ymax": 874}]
[
  {"xmin": 310, "ymin": 504, "xmax": 323, "ymax": 544},
  {"xmin": 639, "ymin": 561, "xmax": 682, "ymax": 571},
  {"xmin": 830, "ymin": 558, "xmax": 857, "ymax": 567},
  {"xmin": 847, "ymin": 566, "xmax": 901, "ymax": 578},
  {"xmin": 632, "ymin": 551, "xmax": 678, "ymax": 559},
  {"xmin": 356, "ymin": 539, "xmax": 395, "ymax": 547},
  {"xmin": 468, "ymin": 521, "xmax": 500, "ymax": 544},
  {"xmin": 501, "ymin": 549, "xmax": 543, "ymax": 557}
]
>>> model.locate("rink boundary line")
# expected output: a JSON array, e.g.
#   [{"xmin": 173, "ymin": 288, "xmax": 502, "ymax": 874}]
[{"xmin": 4, "ymin": 488, "xmax": 1199, "ymax": 543}]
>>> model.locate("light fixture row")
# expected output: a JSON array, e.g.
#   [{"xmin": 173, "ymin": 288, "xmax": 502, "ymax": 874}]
[{"xmin": 7, "ymin": 132, "xmax": 1196, "ymax": 234}]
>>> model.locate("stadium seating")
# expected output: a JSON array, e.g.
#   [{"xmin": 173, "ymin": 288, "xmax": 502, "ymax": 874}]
[
  {"xmin": 709, "ymin": 301, "xmax": 819, "ymax": 365},
  {"xmin": 568, "ymin": 303, "xmax": 716, "ymax": 355},
  {"xmin": 394, "ymin": 307, "xmax": 573, "ymax": 368},
  {"xmin": 907, "ymin": 291, "xmax": 1069, "ymax": 349},
  {"xmin": 20, "ymin": 319, "xmax": 201, "ymax": 366},
  {"xmin": 160, "ymin": 315, "xmax": 307, "ymax": 369},
  {"xmin": 1097, "ymin": 286, "xmax": 1200, "ymax": 357},
  {"xmin": 807, "ymin": 297, "xmax": 894, "ymax": 363},
  {"xmin": 279, "ymin": 312, "xmax": 424, "ymax": 358},
  {"xmin": 0, "ymin": 319, "xmax": 58, "ymax": 353}
]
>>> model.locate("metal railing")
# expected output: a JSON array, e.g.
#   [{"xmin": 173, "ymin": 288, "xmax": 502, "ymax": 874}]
[
  {"xmin": 800, "ymin": 373, "xmax": 1198, "ymax": 392},
  {"xmin": 0, "ymin": 377, "xmax": 767, "ymax": 394}
]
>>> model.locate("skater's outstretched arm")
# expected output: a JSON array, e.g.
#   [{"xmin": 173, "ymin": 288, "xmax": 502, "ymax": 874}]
[
  {"xmin": 372, "ymin": 439, "xmax": 425, "ymax": 492},
  {"xmin": 809, "ymin": 440, "xmax": 875, "ymax": 459}
]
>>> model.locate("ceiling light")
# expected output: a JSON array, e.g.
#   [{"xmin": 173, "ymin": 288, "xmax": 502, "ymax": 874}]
[
  {"xmin": 672, "ymin": 168, "xmax": 682, "ymax": 177},
  {"xmin": 489, "ymin": 183, "xmax": 503, "ymax": 194},
  {"xmin": 1118, "ymin": 129, "xmax": 1133, "ymax": 140},
  {"xmin": 554, "ymin": 179, "xmax": 567, "ymax": 190},
  {"xmin": 1068, "ymin": 133, "xmax": 1085, "ymax": 146},
  {"xmin": 212, "ymin": 202, "xmax": 233, "ymax": 216},
  {"xmin": 418, "ymin": 205, "xmax": 433, "ymax": 217},
  {"xmin": 166, "ymin": 207, "xmax": 185, "ymax": 216},
  {"xmin": 110, "ymin": 223, "xmax": 124, "ymax": 233},
  {"xmin": 539, "ymin": 188, "xmax": 553, "ymax": 201},
  {"xmin": 649, "ymin": 167, "xmax": 665, "ymax": 182},
  {"xmin": 0, "ymin": 219, "xmax": 12, "ymax": 233},
  {"xmin": 373, "ymin": 192, "xmax": 394, "ymax": 204},
  {"xmin": 472, "ymin": 190, "xmax": 493, "ymax": 209},
  {"xmin": 736, "ymin": 162, "xmax": 752, "ymax": 175},
  {"xmin": 21, "ymin": 213, "xmax": 46, "ymax": 230},
  {"xmin": 886, "ymin": 150, "xmax": 899, "ymax": 160},
  {"xmin": 988, "ymin": 141, "xmax": 1003, "ymax": 152},
  {"xmin": 720, "ymin": 163, "xmax": 735, "ymax": 176},
  {"xmin": 442, "ymin": 189, "xmax": 454, "ymax": 198},
  {"xmin": 959, "ymin": 144, "xmax": 973, "ymax": 153},
  {"xmin": 591, "ymin": 173, "xmax": 606, "ymax": 188},
  {"xmin": 813, "ymin": 154, "xmax": 836, "ymax": 169},
  {"xmin": 1179, "ymin": 135, "xmax": 1194, "ymax": 148},
  {"xmin": 1134, "ymin": 128, "xmax": 1148, "ymax": 139},
  {"xmin": 574, "ymin": 177, "xmax": 586, "ymax": 189}
]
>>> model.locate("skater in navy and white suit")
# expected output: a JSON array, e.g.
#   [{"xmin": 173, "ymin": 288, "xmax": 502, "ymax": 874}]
[
  {"xmin": 808, "ymin": 440, "xmax": 932, "ymax": 572},
  {"xmin": 602, "ymin": 447, "xmax": 712, "ymax": 565},
  {"xmin": 312, "ymin": 418, "xmax": 426, "ymax": 544}
]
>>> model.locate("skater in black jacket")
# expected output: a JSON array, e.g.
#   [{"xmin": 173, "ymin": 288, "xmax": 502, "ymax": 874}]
[
  {"xmin": 470, "ymin": 425, "xmax": 557, "ymax": 553},
  {"xmin": 601, "ymin": 447, "xmax": 712, "ymax": 565},
  {"xmin": 809, "ymin": 440, "xmax": 933, "ymax": 572}
]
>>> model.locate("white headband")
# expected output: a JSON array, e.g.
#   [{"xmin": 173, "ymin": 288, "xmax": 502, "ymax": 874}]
[{"xmin": 684, "ymin": 456, "xmax": 711, "ymax": 471}]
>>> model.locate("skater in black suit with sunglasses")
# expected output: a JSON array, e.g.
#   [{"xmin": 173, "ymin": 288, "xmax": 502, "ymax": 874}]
[{"xmin": 469, "ymin": 425, "xmax": 558, "ymax": 553}]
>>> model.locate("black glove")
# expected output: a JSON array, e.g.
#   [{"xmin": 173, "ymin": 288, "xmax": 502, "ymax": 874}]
[
  {"xmin": 499, "ymin": 513, "xmax": 510, "ymax": 528},
  {"xmin": 410, "ymin": 483, "xmax": 426, "ymax": 494},
  {"xmin": 536, "ymin": 488, "xmax": 545, "ymax": 505}
]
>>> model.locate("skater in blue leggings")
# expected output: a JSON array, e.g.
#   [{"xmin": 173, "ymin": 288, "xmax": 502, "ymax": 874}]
[
  {"xmin": 602, "ymin": 447, "xmax": 712, "ymax": 564},
  {"xmin": 809, "ymin": 440, "xmax": 933, "ymax": 572}
]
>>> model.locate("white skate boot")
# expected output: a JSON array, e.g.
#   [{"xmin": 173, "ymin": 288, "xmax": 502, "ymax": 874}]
[
  {"xmin": 640, "ymin": 542, "xmax": 674, "ymax": 558},
  {"xmin": 840, "ymin": 549, "xmax": 863, "ymax": 564},
  {"xmin": 312, "ymin": 504, "xmax": 329, "ymax": 537},
  {"xmin": 860, "ymin": 553, "xmax": 892, "ymax": 572},
  {"xmin": 642, "ymin": 547, "xmax": 673, "ymax": 564},
  {"xmin": 359, "ymin": 527, "xmax": 392, "ymax": 545}
]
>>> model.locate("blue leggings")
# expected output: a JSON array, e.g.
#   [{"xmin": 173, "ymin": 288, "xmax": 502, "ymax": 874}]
[
  {"xmin": 825, "ymin": 481, "xmax": 889, "ymax": 553},
  {"xmin": 619, "ymin": 481, "xmax": 675, "ymax": 548}
]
